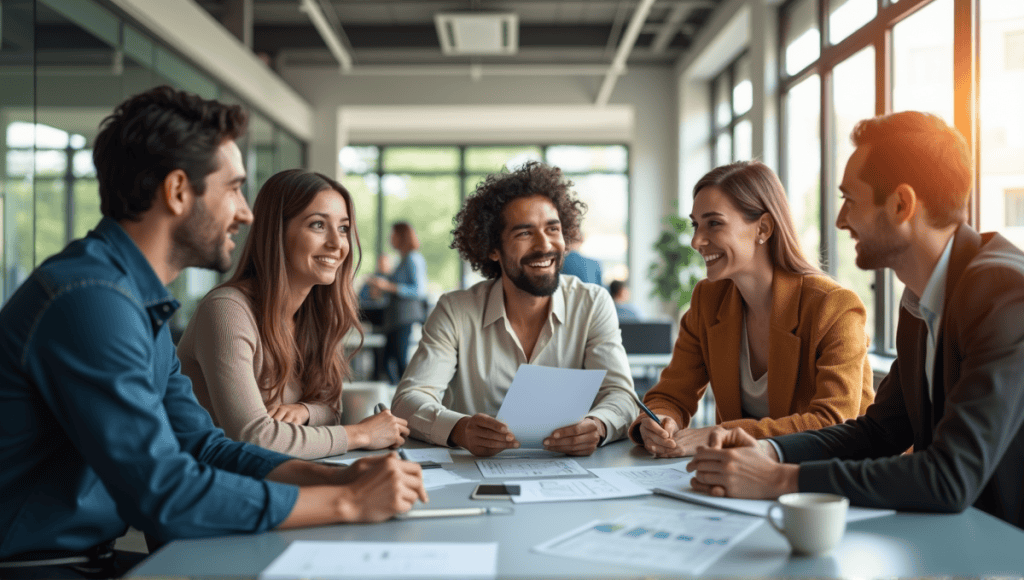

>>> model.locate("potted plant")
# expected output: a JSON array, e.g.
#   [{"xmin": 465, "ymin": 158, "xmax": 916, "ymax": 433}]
[{"xmin": 648, "ymin": 213, "xmax": 704, "ymax": 312}]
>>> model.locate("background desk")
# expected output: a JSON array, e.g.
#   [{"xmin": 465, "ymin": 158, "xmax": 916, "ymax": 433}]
[{"xmin": 130, "ymin": 441, "xmax": 1024, "ymax": 578}]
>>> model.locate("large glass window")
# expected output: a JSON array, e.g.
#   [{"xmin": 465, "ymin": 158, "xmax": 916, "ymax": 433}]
[
  {"xmin": 1, "ymin": 0, "xmax": 307, "ymax": 332},
  {"xmin": 784, "ymin": 74, "xmax": 822, "ymax": 266},
  {"xmin": 831, "ymin": 47, "xmax": 877, "ymax": 338},
  {"xmin": 709, "ymin": 52, "xmax": 753, "ymax": 166},
  {"xmin": 341, "ymin": 144, "xmax": 630, "ymax": 297},
  {"xmin": 777, "ymin": 0, "xmax": 975, "ymax": 355},
  {"xmin": 978, "ymin": 1, "xmax": 1024, "ymax": 251}
]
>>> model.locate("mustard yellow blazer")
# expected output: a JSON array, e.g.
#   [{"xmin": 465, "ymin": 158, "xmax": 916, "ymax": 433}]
[{"xmin": 640, "ymin": 269, "xmax": 874, "ymax": 439}]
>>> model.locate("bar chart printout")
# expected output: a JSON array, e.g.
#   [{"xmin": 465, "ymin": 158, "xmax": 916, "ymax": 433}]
[{"xmin": 532, "ymin": 506, "xmax": 762, "ymax": 575}]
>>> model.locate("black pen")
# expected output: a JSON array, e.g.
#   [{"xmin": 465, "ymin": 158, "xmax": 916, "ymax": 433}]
[
  {"xmin": 637, "ymin": 399, "xmax": 662, "ymax": 424},
  {"xmin": 374, "ymin": 404, "xmax": 438, "ymax": 467}
]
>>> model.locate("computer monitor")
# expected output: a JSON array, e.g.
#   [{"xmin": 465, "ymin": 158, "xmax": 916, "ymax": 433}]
[{"xmin": 618, "ymin": 321, "xmax": 673, "ymax": 355}]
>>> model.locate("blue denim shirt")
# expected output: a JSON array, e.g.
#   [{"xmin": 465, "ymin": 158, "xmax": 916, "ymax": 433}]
[
  {"xmin": 389, "ymin": 250, "xmax": 428, "ymax": 299},
  {"xmin": 0, "ymin": 218, "xmax": 298, "ymax": 558}
]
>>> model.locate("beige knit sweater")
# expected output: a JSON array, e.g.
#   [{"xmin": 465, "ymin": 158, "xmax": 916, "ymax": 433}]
[{"xmin": 177, "ymin": 286, "xmax": 349, "ymax": 459}]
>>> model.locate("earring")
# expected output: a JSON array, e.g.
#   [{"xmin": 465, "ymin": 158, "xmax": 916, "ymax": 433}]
[{"xmin": 758, "ymin": 239, "xmax": 764, "ymax": 245}]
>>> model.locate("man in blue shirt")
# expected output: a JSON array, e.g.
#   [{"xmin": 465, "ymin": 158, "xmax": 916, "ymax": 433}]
[{"xmin": 0, "ymin": 87, "xmax": 426, "ymax": 578}]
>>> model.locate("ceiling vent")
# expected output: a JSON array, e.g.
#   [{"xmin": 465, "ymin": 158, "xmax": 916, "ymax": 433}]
[{"xmin": 434, "ymin": 13, "xmax": 519, "ymax": 56}]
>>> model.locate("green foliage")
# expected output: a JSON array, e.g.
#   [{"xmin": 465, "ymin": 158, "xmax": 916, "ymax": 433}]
[{"xmin": 648, "ymin": 214, "xmax": 704, "ymax": 310}]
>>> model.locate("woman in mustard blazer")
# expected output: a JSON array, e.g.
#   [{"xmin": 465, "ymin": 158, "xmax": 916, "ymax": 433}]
[{"xmin": 630, "ymin": 161, "xmax": 873, "ymax": 456}]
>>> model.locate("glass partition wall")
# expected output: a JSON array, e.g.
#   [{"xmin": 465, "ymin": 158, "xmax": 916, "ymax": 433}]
[{"xmin": 1, "ymin": 0, "xmax": 306, "ymax": 334}]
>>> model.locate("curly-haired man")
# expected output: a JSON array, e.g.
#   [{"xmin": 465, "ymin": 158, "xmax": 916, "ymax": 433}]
[{"xmin": 392, "ymin": 162, "xmax": 638, "ymax": 456}]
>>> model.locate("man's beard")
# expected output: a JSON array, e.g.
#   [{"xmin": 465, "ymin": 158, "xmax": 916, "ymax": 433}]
[
  {"xmin": 171, "ymin": 196, "xmax": 232, "ymax": 274},
  {"xmin": 853, "ymin": 212, "xmax": 910, "ymax": 271},
  {"xmin": 503, "ymin": 251, "xmax": 563, "ymax": 297}
]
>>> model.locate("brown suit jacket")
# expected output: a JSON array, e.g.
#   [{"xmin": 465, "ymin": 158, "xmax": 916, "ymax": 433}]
[{"xmin": 639, "ymin": 269, "xmax": 873, "ymax": 440}]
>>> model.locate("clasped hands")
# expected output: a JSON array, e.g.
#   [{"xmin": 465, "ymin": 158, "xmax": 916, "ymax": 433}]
[
  {"xmin": 450, "ymin": 413, "xmax": 606, "ymax": 457},
  {"xmin": 630, "ymin": 414, "xmax": 718, "ymax": 457},
  {"xmin": 634, "ymin": 420, "xmax": 799, "ymax": 500}
]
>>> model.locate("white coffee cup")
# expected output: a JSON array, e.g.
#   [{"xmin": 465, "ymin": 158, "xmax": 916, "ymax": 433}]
[{"xmin": 767, "ymin": 493, "xmax": 849, "ymax": 556}]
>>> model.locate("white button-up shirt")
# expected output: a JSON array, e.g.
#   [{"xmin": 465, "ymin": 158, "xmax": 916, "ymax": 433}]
[
  {"xmin": 900, "ymin": 236, "xmax": 954, "ymax": 403},
  {"xmin": 392, "ymin": 275, "xmax": 638, "ymax": 446}
]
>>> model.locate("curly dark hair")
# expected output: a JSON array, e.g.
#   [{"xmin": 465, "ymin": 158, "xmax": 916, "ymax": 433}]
[
  {"xmin": 93, "ymin": 85, "xmax": 248, "ymax": 221},
  {"xmin": 451, "ymin": 161, "xmax": 585, "ymax": 280}
]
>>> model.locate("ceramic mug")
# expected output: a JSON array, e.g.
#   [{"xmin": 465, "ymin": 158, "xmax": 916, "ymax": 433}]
[{"xmin": 767, "ymin": 493, "xmax": 849, "ymax": 556}]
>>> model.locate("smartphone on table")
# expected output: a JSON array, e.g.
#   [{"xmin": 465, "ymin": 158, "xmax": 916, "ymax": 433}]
[{"xmin": 470, "ymin": 483, "xmax": 521, "ymax": 500}]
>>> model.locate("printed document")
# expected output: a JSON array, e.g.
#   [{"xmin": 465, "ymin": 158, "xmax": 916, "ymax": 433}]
[
  {"xmin": 401, "ymin": 449, "xmax": 454, "ymax": 463},
  {"xmin": 259, "ymin": 541, "xmax": 497, "ymax": 579},
  {"xmin": 422, "ymin": 468, "xmax": 475, "ymax": 490},
  {"xmin": 533, "ymin": 506, "xmax": 762, "ymax": 575},
  {"xmin": 494, "ymin": 364, "xmax": 606, "ymax": 447},
  {"xmin": 587, "ymin": 461, "xmax": 693, "ymax": 491},
  {"xmin": 508, "ymin": 475, "xmax": 651, "ymax": 503},
  {"xmin": 653, "ymin": 485, "xmax": 896, "ymax": 521},
  {"xmin": 476, "ymin": 458, "xmax": 589, "ymax": 479}
]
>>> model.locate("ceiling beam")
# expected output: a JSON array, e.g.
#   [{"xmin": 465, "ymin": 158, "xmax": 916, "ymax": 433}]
[
  {"xmin": 651, "ymin": 3, "xmax": 694, "ymax": 53},
  {"xmin": 298, "ymin": 0, "xmax": 353, "ymax": 72},
  {"xmin": 595, "ymin": 0, "xmax": 657, "ymax": 106}
]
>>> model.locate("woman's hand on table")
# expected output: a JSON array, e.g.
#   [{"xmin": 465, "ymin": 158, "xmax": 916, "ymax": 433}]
[{"xmin": 347, "ymin": 409, "xmax": 409, "ymax": 450}]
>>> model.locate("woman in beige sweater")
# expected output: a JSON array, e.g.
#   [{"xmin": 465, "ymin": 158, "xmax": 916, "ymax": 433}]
[{"xmin": 178, "ymin": 169, "xmax": 408, "ymax": 459}]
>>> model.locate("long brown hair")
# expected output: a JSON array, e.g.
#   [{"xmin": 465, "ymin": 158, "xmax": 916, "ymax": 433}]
[
  {"xmin": 225, "ymin": 169, "xmax": 363, "ymax": 410},
  {"xmin": 692, "ymin": 161, "xmax": 821, "ymax": 276}
]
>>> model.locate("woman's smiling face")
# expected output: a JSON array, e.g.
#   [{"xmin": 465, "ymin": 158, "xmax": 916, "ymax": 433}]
[
  {"xmin": 690, "ymin": 186, "xmax": 765, "ymax": 283},
  {"xmin": 284, "ymin": 188, "xmax": 351, "ymax": 290}
]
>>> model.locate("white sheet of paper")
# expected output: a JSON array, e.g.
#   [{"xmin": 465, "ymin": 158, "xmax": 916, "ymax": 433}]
[
  {"xmin": 259, "ymin": 541, "xmax": 497, "ymax": 579},
  {"xmin": 653, "ymin": 485, "xmax": 896, "ymax": 522},
  {"xmin": 532, "ymin": 506, "xmax": 762, "ymax": 575},
  {"xmin": 401, "ymin": 449, "xmax": 454, "ymax": 463},
  {"xmin": 587, "ymin": 461, "xmax": 693, "ymax": 491},
  {"xmin": 476, "ymin": 458, "xmax": 589, "ymax": 479},
  {"xmin": 422, "ymin": 468, "xmax": 474, "ymax": 490},
  {"xmin": 494, "ymin": 364, "xmax": 606, "ymax": 447},
  {"xmin": 508, "ymin": 475, "xmax": 651, "ymax": 503}
]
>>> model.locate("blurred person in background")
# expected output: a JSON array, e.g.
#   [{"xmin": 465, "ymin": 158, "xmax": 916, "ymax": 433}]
[{"xmin": 368, "ymin": 222, "xmax": 428, "ymax": 384}]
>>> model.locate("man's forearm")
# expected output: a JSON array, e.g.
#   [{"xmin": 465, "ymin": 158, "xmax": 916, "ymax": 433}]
[{"xmin": 265, "ymin": 459, "xmax": 344, "ymax": 486}]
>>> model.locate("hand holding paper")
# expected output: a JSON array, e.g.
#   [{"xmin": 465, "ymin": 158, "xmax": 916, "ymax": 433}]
[
  {"xmin": 495, "ymin": 364, "xmax": 607, "ymax": 449},
  {"xmin": 451, "ymin": 413, "xmax": 520, "ymax": 457}
]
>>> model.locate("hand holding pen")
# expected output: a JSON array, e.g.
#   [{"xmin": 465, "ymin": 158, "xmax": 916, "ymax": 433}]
[
  {"xmin": 346, "ymin": 402, "xmax": 408, "ymax": 450},
  {"xmin": 633, "ymin": 399, "xmax": 682, "ymax": 456}
]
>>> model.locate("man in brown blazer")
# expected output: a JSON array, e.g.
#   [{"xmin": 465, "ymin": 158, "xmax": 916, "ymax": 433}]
[{"xmin": 689, "ymin": 111, "xmax": 1024, "ymax": 529}]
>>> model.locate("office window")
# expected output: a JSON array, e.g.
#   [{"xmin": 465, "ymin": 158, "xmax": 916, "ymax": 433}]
[
  {"xmin": 341, "ymin": 144, "xmax": 629, "ymax": 295},
  {"xmin": 828, "ymin": 0, "xmax": 876, "ymax": 45},
  {"xmin": 1, "ymin": 0, "xmax": 307, "ymax": 326},
  {"xmin": 1006, "ymin": 30, "xmax": 1024, "ymax": 70},
  {"xmin": 777, "ymin": 0, "xmax": 980, "ymax": 355},
  {"xmin": 709, "ymin": 52, "xmax": 753, "ymax": 166},
  {"xmin": 783, "ymin": 0, "xmax": 820, "ymax": 76},
  {"xmin": 784, "ymin": 74, "xmax": 822, "ymax": 266},
  {"xmin": 979, "ymin": 1, "xmax": 1024, "ymax": 251},
  {"xmin": 1005, "ymin": 189, "xmax": 1024, "ymax": 227}
]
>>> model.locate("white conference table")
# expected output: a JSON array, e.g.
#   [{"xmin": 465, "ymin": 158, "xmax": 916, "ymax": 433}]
[{"xmin": 130, "ymin": 440, "xmax": 1024, "ymax": 578}]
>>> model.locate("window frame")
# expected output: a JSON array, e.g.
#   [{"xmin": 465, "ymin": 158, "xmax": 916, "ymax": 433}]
[{"xmin": 777, "ymin": 0, "xmax": 980, "ymax": 356}]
